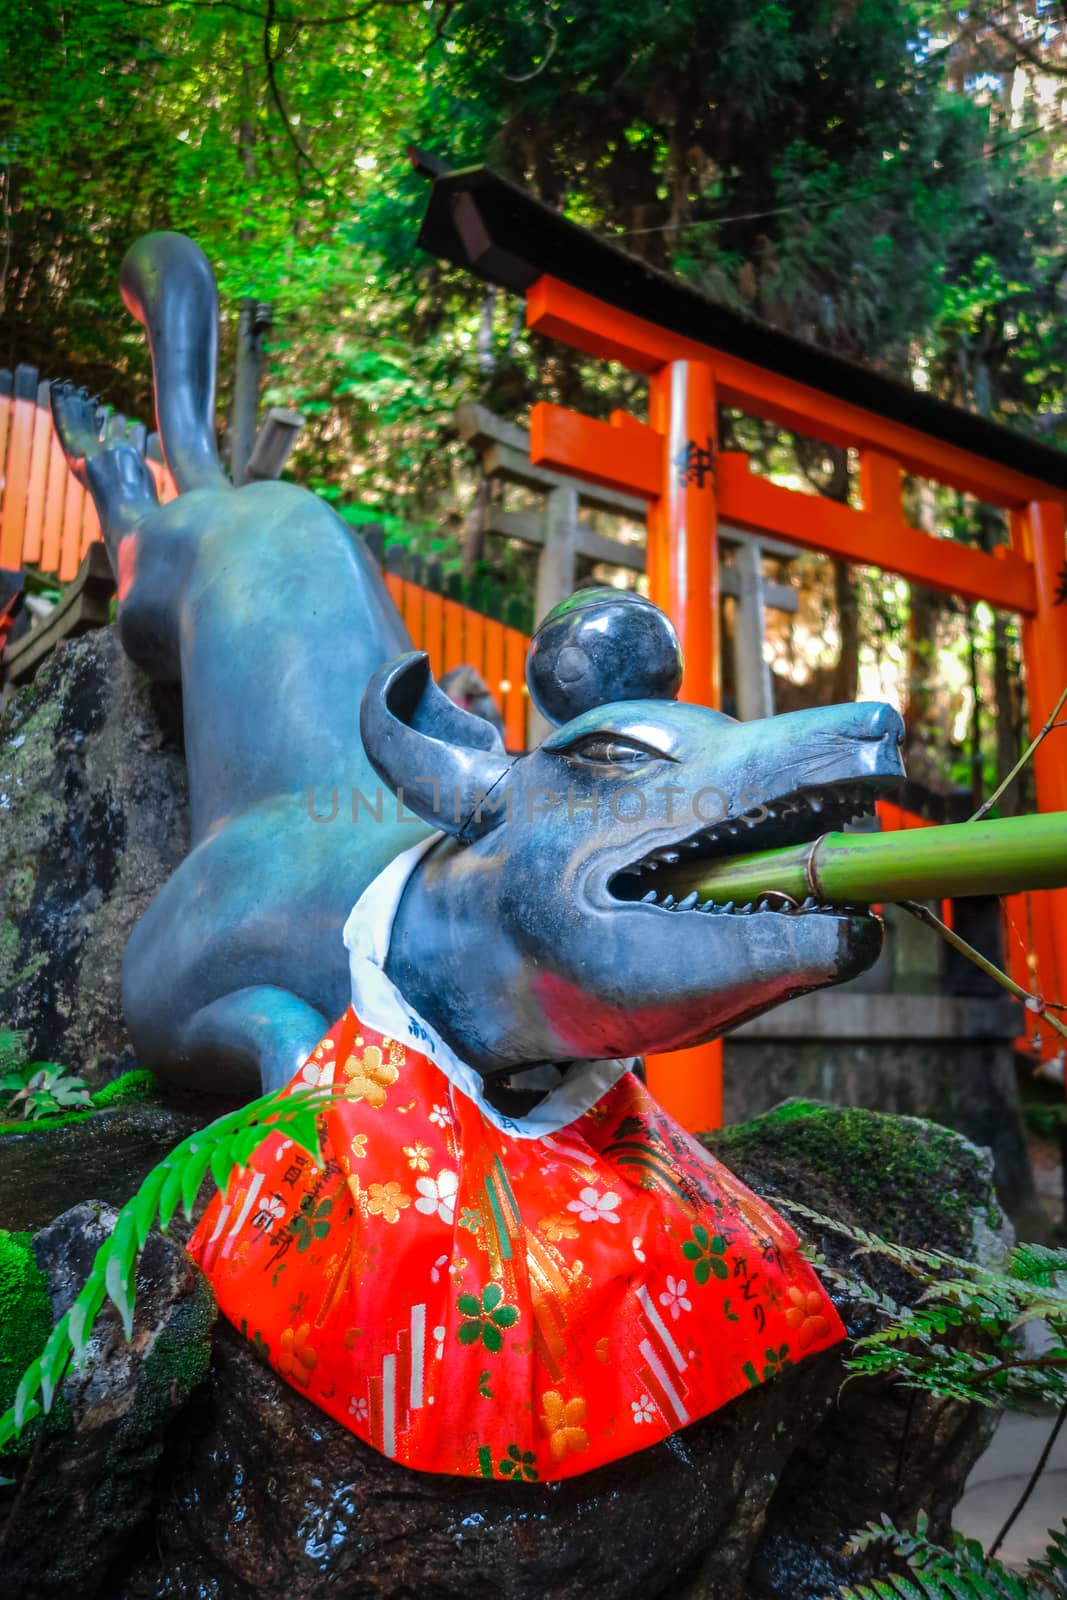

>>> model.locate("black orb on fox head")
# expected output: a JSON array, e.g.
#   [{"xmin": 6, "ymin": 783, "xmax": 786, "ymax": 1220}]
[{"xmin": 526, "ymin": 588, "xmax": 684, "ymax": 727}]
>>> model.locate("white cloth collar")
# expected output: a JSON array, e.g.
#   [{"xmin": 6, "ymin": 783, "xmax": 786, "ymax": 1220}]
[{"xmin": 341, "ymin": 834, "xmax": 631, "ymax": 1140}]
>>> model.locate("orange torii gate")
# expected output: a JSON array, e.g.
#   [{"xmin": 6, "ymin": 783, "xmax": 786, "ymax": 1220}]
[{"xmin": 419, "ymin": 167, "xmax": 1067, "ymax": 1131}]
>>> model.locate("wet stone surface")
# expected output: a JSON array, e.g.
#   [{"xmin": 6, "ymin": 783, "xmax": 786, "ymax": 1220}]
[
  {"xmin": 0, "ymin": 1202, "xmax": 215, "ymax": 1600},
  {"xmin": 0, "ymin": 1100, "xmax": 215, "ymax": 1233},
  {"xmin": 0, "ymin": 627, "xmax": 188, "ymax": 1080}
]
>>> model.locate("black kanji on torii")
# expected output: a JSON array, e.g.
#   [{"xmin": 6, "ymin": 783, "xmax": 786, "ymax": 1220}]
[
  {"xmin": 1055, "ymin": 563, "xmax": 1067, "ymax": 606},
  {"xmin": 673, "ymin": 436, "xmax": 716, "ymax": 490}
]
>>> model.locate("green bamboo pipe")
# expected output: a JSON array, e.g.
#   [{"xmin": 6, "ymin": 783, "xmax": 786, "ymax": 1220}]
[{"xmin": 659, "ymin": 811, "xmax": 1067, "ymax": 907}]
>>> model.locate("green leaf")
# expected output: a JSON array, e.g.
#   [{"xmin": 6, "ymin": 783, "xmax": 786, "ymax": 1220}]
[
  {"xmin": 286, "ymin": 1102, "xmax": 325, "ymax": 1164},
  {"xmin": 681, "ymin": 1241, "xmax": 700, "ymax": 1261},
  {"xmin": 181, "ymin": 1143, "xmax": 213, "ymax": 1219},
  {"xmin": 457, "ymin": 1293, "xmax": 480, "ymax": 1317},
  {"xmin": 68, "ymin": 1274, "xmax": 107, "ymax": 1363},
  {"xmin": 37, "ymin": 1313, "xmax": 72, "ymax": 1413},
  {"xmin": 210, "ymin": 1137, "xmax": 238, "ymax": 1191},
  {"xmin": 13, "ymin": 1360, "xmax": 42, "ymax": 1432},
  {"xmin": 491, "ymin": 1304, "xmax": 519, "ymax": 1329},
  {"xmin": 481, "ymin": 1323, "xmax": 503, "ymax": 1354},
  {"xmin": 158, "ymin": 1163, "xmax": 185, "ymax": 1233},
  {"xmin": 694, "ymin": 1259, "xmax": 710, "ymax": 1286},
  {"xmin": 692, "ymin": 1225, "xmax": 710, "ymax": 1248},
  {"xmin": 482, "ymin": 1283, "xmax": 503, "ymax": 1312},
  {"xmin": 133, "ymin": 1166, "xmax": 168, "ymax": 1249},
  {"xmin": 105, "ymin": 1250, "xmax": 134, "ymax": 1341},
  {"xmin": 456, "ymin": 1321, "xmax": 481, "ymax": 1345}
]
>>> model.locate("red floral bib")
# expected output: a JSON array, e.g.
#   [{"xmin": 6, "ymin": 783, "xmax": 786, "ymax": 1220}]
[{"xmin": 189, "ymin": 1004, "xmax": 844, "ymax": 1481}]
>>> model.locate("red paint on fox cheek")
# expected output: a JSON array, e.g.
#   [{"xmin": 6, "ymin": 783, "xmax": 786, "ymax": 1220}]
[
  {"xmin": 530, "ymin": 968, "xmax": 809, "ymax": 1058},
  {"xmin": 116, "ymin": 535, "xmax": 137, "ymax": 603}
]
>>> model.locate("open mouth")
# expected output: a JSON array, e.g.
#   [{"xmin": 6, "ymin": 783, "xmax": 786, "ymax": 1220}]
[{"xmin": 608, "ymin": 780, "xmax": 890, "ymax": 918}]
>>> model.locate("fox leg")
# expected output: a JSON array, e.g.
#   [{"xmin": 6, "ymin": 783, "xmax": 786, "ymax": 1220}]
[
  {"xmin": 173, "ymin": 987, "xmax": 331, "ymax": 1097},
  {"xmin": 49, "ymin": 381, "xmax": 159, "ymax": 563}
]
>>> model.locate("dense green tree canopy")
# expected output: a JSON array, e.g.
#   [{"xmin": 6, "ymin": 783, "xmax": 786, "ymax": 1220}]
[{"xmin": 2, "ymin": 0, "xmax": 1065, "ymax": 795}]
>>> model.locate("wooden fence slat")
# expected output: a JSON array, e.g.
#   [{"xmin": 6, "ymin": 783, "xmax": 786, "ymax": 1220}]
[
  {"xmin": 59, "ymin": 468, "xmax": 86, "ymax": 582},
  {"xmin": 483, "ymin": 617, "xmax": 506, "ymax": 725},
  {"xmin": 443, "ymin": 597, "xmax": 465, "ymax": 673},
  {"xmin": 40, "ymin": 432, "xmax": 68, "ymax": 576},
  {"xmin": 463, "ymin": 606, "xmax": 485, "ymax": 684},
  {"xmin": 81, "ymin": 493, "xmax": 101, "ymax": 558},
  {"xmin": 0, "ymin": 365, "xmax": 39, "ymax": 570},
  {"xmin": 422, "ymin": 586, "xmax": 444, "ymax": 681},
  {"xmin": 0, "ymin": 373, "xmax": 13, "ymax": 537},
  {"xmin": 503, "ymin": 626, "xmax": 528, "ymax": 751},
  {"xmin": 22, "ymin": 383, "xmax": 55, "ymax": 565},
  {"xmin": 385, "ymin": 572, "xmax": 406, "ymax": 614},
  {"xmin": 402, "ymin": 574, "xmax": 424, "ymax": 643}
]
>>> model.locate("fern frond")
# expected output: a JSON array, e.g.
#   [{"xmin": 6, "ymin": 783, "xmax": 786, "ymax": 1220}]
[
  {"xmin": 778, "ymin": 1196, "xmax": 1067, "ymax": 1412},
  {"xmin": 1008, "ymin": 1244, "xmax": 1067, "ymax": 1290},
  {"xmin": 0, "ymin": 1083, "xmax": 337, "ymax": 1460},
  {"xmin": 834, "ymin": 1514, "xmax": 1067, "ymax": 1600}
]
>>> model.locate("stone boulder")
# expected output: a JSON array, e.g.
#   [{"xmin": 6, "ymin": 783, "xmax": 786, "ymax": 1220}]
[
  {"xmin": 0, "ymin": 1101, "xmax": 212, "ymax": 1235},
  {"xmin": 0, "ymin": 1202, "xmax": 215, "ymax": 1600},
  {"xmin": 0, "ymin": 628, "xmax": 188, "ymax": 1078},
  {"xmin": 62, "ymin": 1103, "xmax": 1002, "ymax": 1600}
]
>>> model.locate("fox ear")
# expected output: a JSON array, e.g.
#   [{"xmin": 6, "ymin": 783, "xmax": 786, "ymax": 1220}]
[{"xmin": 360, "ymin": 653, "xmax": 513, "ymax": 840}]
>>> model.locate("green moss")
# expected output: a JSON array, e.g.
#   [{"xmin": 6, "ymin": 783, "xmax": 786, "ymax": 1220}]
[
  {"xmin": 0, "ymin": 1110, "xmax": 93, "ymax": 1136},
  {"xmin": 139, "ymin": 1272, "xmax": 215, "ymax": 1414},
  {"xmin": 0, "ymin": 1229, "xmax": 69, "ymax": 1463},
  {"xmin": 747, "ymin": 1097, "xmax": 822, "ymax": 1126},
  {"xmin": 91, "ymin": 1070, "xmax": 157, "ymax": 1109},
  {"xmin": 703, "ymin": 1099, "xmax": 990, "ymax": 1253}
]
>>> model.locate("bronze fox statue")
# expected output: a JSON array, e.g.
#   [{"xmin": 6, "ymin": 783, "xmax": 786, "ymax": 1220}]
[{"xmin": 51, "ymin": 231, "xmax": 905, "ymax": 1099}]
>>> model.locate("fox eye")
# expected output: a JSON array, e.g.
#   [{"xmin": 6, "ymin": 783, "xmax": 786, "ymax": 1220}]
[{"xmin": 563, "ymin": 734, "xmax": 663, "ymax": 766}]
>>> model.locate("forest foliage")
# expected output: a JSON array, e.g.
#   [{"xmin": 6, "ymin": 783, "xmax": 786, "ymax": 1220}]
[{"xmin": 3, "ymin": 0, "xmax": 1067, "ymax": 792}]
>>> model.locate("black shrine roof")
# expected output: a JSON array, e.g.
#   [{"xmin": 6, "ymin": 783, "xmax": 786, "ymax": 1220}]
[{"xmin": 417, "ymin": 164, "xmax": 1067, "ymax": 495}]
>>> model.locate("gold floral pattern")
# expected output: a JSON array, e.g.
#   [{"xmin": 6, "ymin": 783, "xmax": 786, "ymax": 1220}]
[
  {"xmin": 784, "ymin": 1286, "xmax": 830, "ymax": 1349},
  {"xmin": 403, "ymin": 1140, "xmax": 432, "ymax": 1172},
  {"xmin": 541, "ymin": 1390, "xmax": 589, "ymax": 1460},
  {"xmin": 538, "ymin": 1213, "xmax": 580, "ymax": 1243},
  {"xmin": 343, "ymin": 1043, "xmax": 399, "ymax": 1108},
  {"xmin": 349, "ymin": 1133, "xmax": 368, "ymax": 1160},
  {"xmin": 277, "ymin": 1322, "xmax": 317, "ymax": 1385},
  {"xmin": 366, "ymin": 1180, "xmax": 411, "ymax": 1223}
]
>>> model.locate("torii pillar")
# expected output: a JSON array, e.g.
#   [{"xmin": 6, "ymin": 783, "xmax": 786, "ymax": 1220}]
[{"xmin": 528, "ymin": 280, "xmax": 724, "ymax": 1130}]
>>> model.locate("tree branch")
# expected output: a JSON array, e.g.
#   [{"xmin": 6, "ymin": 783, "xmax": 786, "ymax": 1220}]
[{"xmin": 262, "ymin": 0, "xmax": 320, "ymax": 180}]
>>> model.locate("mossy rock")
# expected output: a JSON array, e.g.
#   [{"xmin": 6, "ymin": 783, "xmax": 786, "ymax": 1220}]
[
  {"xmin": 0, "ymin": 1229, "xmax": 69, "ymax": 1465},
  {"xmin": 0, "ymin": 1202, "xmax": 216, "ymax": 1600},
  {"xmin": 703, "ymin": 1098, "xmax": 996, "ymax": 1256},
  {"xmin": 0, "ymin": 627, "xmax": 188, "ymax": 1078}
]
